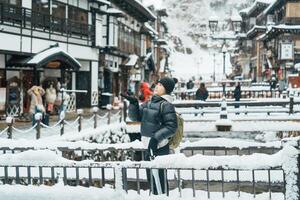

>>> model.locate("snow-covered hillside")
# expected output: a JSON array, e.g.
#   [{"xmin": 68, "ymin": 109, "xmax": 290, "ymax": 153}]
[{"xmin": 143, "ymin": 0, "xmax": 252, "ymax": 81}]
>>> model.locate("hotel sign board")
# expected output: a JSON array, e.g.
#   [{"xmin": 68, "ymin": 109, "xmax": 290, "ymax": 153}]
[{"xmin": 280, "ymin": 43, "xmax": 294, "ymax": 60}]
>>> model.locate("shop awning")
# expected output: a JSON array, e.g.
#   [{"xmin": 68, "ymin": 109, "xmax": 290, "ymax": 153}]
[
  {"xmin": 125, "ymin": 54, "xmax": 139, "ymax": 66},
  {"xmin": 7, "ymin": 46, "xmax": 81, "ymax": 70}
]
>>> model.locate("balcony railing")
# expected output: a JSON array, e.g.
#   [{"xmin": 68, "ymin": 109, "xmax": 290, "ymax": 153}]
[{"xmin": 0, "ymin": 3, "xmax": 95, "ymax": 45}]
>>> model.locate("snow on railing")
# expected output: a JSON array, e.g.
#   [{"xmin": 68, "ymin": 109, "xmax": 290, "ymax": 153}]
[
  {"xmin": 0, "ymin": 105, "xmax": 123, "ymax": 140},
  {"xmin": 0, "ymin": 146, "xmax": 298, "ymax": 200}
]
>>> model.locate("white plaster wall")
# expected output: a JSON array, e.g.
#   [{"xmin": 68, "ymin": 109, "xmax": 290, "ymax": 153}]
[
  {"xmin": 0, "ymin": 55, "xmax": 5, "ymax": 69},
  {"xmin": 0, "ymin": 33, "xmax": 20, "ymax": 52},
  {"xmin": 78, "ymin": 60, "xmax": 90, "ymax": 71},
  {"xmin": 22, "ymin": 0, "xmax": 32, "ymax": 9},
  {"xmin": 6, "ymin": 71, "xmax": 20, "ymax": 79}
]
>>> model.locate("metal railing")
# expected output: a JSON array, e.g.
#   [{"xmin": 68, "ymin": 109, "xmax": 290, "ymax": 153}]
[{"xmin": 0, "ymin": 163, "xmax": 289, "ymax": 199}]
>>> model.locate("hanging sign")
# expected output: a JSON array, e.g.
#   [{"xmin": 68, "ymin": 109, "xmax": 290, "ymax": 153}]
[{"xmin": 280, "ymin": 43, "xmax": 294, "ymax": 60}]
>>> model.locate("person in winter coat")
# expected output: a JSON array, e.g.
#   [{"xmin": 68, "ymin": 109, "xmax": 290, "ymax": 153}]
[
  {"xmin": 196, "ymin": 83, "xmax": 209, "ymax": 101},
  {"xmin": 27, "ymin": 86, "xmax": 45, "ymax": 125},
  {"xmin": 233, "ymin": 82, "xmax": 241, "ymax": 109},
  {"xmin": 138, "ymin": 82, "xmax": 153, "ymax": 103},
  {"xmin": 123, "ymin": 77, "xmax": 178, "ymax": 195}
]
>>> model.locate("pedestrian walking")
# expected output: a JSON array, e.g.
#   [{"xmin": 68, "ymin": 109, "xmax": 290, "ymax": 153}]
[
  {"xmin": 122, "ymin": 77, "xmax": 178, "ymax": 195},
  {"xmin": 233, "ymin": 82, "xmax": 241, "ymax": 109},
  {"xmin": 196, "ymin": 83, "xmax": 209, "ymax": 101},
  {"xmin": 186, "ymin": 79, "xmax": 194, "ymax": 99}
]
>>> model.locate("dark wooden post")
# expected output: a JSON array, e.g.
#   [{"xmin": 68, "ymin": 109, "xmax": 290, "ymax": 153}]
[
  {"xmin": 93, "ymin": 107, "xmax": 98, "ymax": 129},
  {"xmin": 289, "ymin": 93, "xmax": 294, "ymax": 114},
  {"xmin": 60, "ymin": 111, "xmax": 65, "ymax": 135},
  {"xmin": 106, "ymin": 104, "xmax": 112, "ymax": 124},
  {"xmin": 77, "ymin": 109, "xmax": 83, "ymax": 132}
]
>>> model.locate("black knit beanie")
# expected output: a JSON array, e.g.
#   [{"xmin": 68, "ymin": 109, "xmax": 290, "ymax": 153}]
[{"xmin": 158, "ymin": 77, "xmax": 175, "ymax": 94}]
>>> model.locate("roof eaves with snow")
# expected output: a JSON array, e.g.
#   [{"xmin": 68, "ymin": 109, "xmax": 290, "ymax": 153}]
[
  {"xmin": 260, "ymin": 24, "xmax": 300, "ymax": 41},
  {"xmin": 240, "ymin": 0, "xmax": 274, "ymax": 17},
  {"xmin": 106, "ymin": 7, "xmax": 125, "ymax": 17},
  {"xmin": 125, "ymin": 54, "xmax": 139, "ymax": 66},
  {"xmin": 27, "ymin": 47, "xmax": 81, "ymax": 69},
  {"xmin": 142, "ymin": 22, "xmax": 158, "ymax": 36},
  {"xmin": 88, "ymin": 0, "xmax": 110, "ymax": 6},
  {"xmin": 246, "ymin": 25, "xmax": 267, "ymax": 39},
  {"xmin": 116, "ymin": 0, "xmax": 156, "ymax": 22},
  {"xmin": 262, "ymin": 0, "xmax": 281, "ymax": 15}
]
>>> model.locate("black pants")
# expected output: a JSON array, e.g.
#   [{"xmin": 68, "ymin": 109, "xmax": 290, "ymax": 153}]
[{"xmin": 145, "ymin": 145, "xmax": 170, "ymax": 195}]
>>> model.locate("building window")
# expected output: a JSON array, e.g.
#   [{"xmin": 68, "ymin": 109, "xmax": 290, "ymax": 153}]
[
  {"xmin": 68, "ymin": 5, "xmax": 88, "ymax": 24},
  {"xmin": 0, "ymin": 70, "xmax": 6, "ymax": 87},
  {"xmin": 0, "ymin": 0, "xmax": 21, "ymax": 7},
  {"xmin": 32, "ymin": 0, "xmax": 50, "ymax": 15},
  {"xmin": 52, "ymin": 1, "xmax": 66, "ymax": 19}
]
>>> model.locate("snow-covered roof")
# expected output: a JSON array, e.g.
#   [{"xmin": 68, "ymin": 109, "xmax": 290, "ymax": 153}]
[
  {"xmin": 106, "ymin": 8, "xmax": 125, "ymax": 16},
  {"xmin": 262, "ymin": 0, "xmax": 278, "ymax": 15},
  {"xmin": 89, "ymin": 0, "xmax": 110, "ymax": 5},
  {"xmin": 143, "ymin": 0, "xmax": 166, "ymax": 10},
  {"xmin": 246, "ymin": 25, "xmax": 266, "ymax": 37},
  {"xmin": 134, "ymin": 0, "xmax": 157, "ymax": 21},
  {"xmin": 125, "ymin": 54, "xmax": 139, "ymax": 66},
  {"xmin": 143, "ymin": 22, "xmax": 158, "ymax": 36},
  {"xmin": 27, "ymin": 46, "xmax": 81, "ymax": 69},
  {"xmin": 261, "ymin": 24, "xmax": 300, "ymax": 40},
  {"xmin": 239, "ymin": 0, "xmax": 274, "ymax": 16}
]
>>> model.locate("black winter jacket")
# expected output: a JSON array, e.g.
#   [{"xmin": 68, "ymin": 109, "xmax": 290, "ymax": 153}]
[{"xmin": 128, "ymin": 95, "xmax": 178, "ymax": 142}]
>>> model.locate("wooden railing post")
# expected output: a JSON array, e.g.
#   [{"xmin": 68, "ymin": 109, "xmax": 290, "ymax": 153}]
[
  {"xmin": 35, "ymin": 113, "xmax": 42, "ymax": 139},
  {"xmin": 60, "ymin": 111, "xmax": 65, "ymax": 136},
  {"xmin": 77, "ymin": 109, "xmax": 83, "ymax": 132},
  {"xmin": 6, "ymin": 116, "xmax": 14, "ymax": 139},
  {"xmin": 106, "ymin": 104, "xmax": 112, "ymax": 124},
  {"xmin": 289, "ymin": 93, "xmax": 294, "ymax": 115},
  {"xmin": 92, "ymin": 107, "xmax": 98, "ymax": 129}
]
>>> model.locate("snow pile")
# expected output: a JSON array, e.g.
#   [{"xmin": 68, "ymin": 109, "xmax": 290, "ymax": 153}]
[
  {"xmin": 142, "ymin": 146, "xmax": 298, "ymax": 170},
  {"xmin": 180, "ymin": 138, "xmax": 281, "ymax": 149},
  {"xmin": 1, "ymin": 146, "xmax": 297, "ymax": 171},
  {"xmin": 49, "ymin": 122, "xmax": 129, "ymax": 144},
  {"xmin": 281, "ymin": 146, "xmax": 299, "ymax": 200},
  {"xmin": 0, "ymin": 185, "xmax": 285, "ymax": 200},
  {"xmin": 0, "ymin": 139, "xmax": 145, "ymax": 151},
  {"xmin": 0, "ymin": 150, "xmax": 73, "ymax": 166}
]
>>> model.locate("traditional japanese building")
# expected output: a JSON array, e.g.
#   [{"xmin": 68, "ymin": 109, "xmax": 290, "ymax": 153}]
[
  {"xmin": 259, "ymin": 0, "xmax": 300, "ymax": 86},
  {"xmin": 0, "ymin": 0, "xmax": 158, "ymax": 117},
  {"xmin": 238, "ymin": 0, "xmax": 273, "ymax": 82},
  {"xmin": 98, "ymin": 0, "xmax": 156, "ymax": 104}
]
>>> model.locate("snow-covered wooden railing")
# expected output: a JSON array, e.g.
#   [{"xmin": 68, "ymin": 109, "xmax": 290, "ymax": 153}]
[
  {"xmin": 0, "ymin": 106, "xmax": 123, "ymax": 140},
  {"xmin": 175, "ymin": 88, "xmax": 282, "ymax": 100},
  {"xmin": 179, "ymin": 138, "xmax": 284, "ymax": 156},
  {"xmin": 171, "ymin": 97, "xmax": 299, "ymax": 117},
  {"xmin": 0, "ymin": 146, "xmax": 298, "ymax": 200}
]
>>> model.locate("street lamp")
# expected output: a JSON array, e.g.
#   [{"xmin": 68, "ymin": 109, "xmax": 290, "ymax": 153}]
[
  {"xmin": 209, "ymin": 16, "xmax": 218, "ymax": 34},
  {"xmin": 230, "ymin": 14, "xmax": 242, "ymax": 34},
  {"xmin": 222, "ymin": 43, "xmax": 228, "ymax": 75}
]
